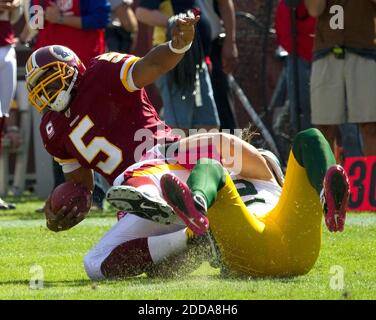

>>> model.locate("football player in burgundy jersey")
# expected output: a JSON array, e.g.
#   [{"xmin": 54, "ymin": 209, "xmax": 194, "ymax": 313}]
[{"xmin": 25, "ymin": 13, "xmax": 200, "ymax": 232}]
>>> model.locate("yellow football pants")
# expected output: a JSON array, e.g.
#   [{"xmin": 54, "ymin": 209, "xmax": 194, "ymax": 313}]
[{"xmin": 207, "ymin": 151, "xmax": 323, "ymax": 277}]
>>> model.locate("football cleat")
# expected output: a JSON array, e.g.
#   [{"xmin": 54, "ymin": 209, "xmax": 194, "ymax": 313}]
[
  {"xmin": 106, "ymin": 185, "xmax": 176, "ymax": 225},
  {"xmin": 160, "ymin": 173, "xmax": 209, "ymax": 235},
  {"xmin": 321, "ymin": 165, "xmax": 350, "ymax": 232},
  {"xmin": 192, "ymin": 193, "xmax": 208, "ymax": 213}
]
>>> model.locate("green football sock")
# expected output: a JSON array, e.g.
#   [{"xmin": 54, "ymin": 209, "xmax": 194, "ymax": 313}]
[
  {"xmin": 187, "ymin": 158, "xmax": 226, "ymax": 208},
  {"xmin": 292, "ymin": 128, "xmax": 336, "ymax": 194}
]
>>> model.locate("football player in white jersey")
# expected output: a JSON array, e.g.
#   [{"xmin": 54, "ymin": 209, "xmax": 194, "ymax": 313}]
[{"xmin": 84, "ymin": 129, "xmax": 349, "ymax": 280}]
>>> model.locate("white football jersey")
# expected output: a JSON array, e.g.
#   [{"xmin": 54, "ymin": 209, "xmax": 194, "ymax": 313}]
[{"xmin": 230, "ymin": 174, "xmax": 282, "ymax": 218}]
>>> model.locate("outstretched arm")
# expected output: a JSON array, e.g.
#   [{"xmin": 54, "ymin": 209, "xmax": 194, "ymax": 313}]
[{"xmin": 131, "ymin": 14, "xmax": 200, "ymax": 89}]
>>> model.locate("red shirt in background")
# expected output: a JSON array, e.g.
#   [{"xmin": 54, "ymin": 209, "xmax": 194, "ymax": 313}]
[
  {"xmin": 31, "ymin": 0, "xmax": 105, "ymax": 66},
  {"xmin": 0, "ymin": 21, "xmax": 14, "ymax": 47},
  {"xmin": 275, "ymin": 0, "xmax": 316, "ymax": 62}
]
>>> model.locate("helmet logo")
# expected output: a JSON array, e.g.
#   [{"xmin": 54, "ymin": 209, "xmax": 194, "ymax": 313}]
[
  {"xmin": 46, "ymin": 121, "xmax": 55, "ymax": 139},
  {"xmin": 49, "ymin": 46, "xmax": 74, "ymax": 62}
]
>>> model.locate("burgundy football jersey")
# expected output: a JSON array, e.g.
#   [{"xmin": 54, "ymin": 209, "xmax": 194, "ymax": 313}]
[{"xmin": 40, "ymin": 53, "xmax": 179, "ymax": 184}]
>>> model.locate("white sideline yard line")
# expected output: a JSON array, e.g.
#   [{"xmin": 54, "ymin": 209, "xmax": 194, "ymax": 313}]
[
  {"xmin": 0, "ymin": 215, "xmax": 375, "ymax": 229},
  {"xmin": 346, "ymin": 214, "xmax": 376, "ymax": 226},
  {"xmin": 0, "ymin": 218, "xmax": 116, "ymax": 229}
]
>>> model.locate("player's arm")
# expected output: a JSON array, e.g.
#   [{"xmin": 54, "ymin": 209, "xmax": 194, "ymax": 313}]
[
  {"xmin": 44, "ymin": 166, "xmax": 94, "ymax": 233},
  {"xmin": 0, "ymin": 0, "xmax": 21, "ymax": 12},
  {"xmin": 304, "ymin": 0, "xmax": 326, "ymax": 17},
  {"xmin": 64, "ymin": 167, "xmax": 95, "ymax": 191},
  {"xmin": 0, "ymin": 0, "xmax": 23, "ymax": 24},
  {"xmin": 131, "ymin": 14, "xmax": 200, "ymax": 89},
  {"xmin": 177, "ymin": 133, "xmax": 275, "ymax": 182}
]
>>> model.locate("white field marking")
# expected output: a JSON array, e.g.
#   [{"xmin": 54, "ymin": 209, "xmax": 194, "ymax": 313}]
[{"xmin": 0, "ymin": 218, "xmax": 116, "ymax": 229}]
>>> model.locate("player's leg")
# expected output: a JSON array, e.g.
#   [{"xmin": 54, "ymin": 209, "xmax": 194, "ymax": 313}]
[
  {"xmin": 160, "ymin": 158, "xmax": 226, "ymax": 235},
  {"xmin": 107, "ymin": 175, "xmax": 176, "ymax": 225},
  {"xmin": 265, "ymin": 128, "xmax": 349, "ymax": 275},
  {"xmin": 162, "ymin": 130, "xmax": 349, "ymax": 277},
  {"xmin": 84, "ymin": 213, "xmax": 204, "ymax": 280},
  {"xmin": 161, "ymin": 158, "xmax": 275, "ymax": 276},
  {"xmin": 270, "ymin": 128, "xmax": 349, "ymax": 230},
  {"xmin": 106, "ymin": 161, "xmax": 190, "ymax": 225},
  {"xmin": 174, "ymin": 132, "xmax": 275, "ymax": 181}
]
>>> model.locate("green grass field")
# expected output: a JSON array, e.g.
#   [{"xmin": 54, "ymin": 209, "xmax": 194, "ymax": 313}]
[{"xmin": 0, "ymin": 197, "xmax": 375, "ymax": 300}]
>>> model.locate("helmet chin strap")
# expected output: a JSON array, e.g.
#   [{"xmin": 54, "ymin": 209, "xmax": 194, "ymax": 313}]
[{"xmin": 49, "ymin": 69, "xmax": 78, "ymax": 112}]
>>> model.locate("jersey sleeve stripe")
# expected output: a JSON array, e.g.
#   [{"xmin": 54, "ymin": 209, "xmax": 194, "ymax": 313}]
[
  {"xmin": 61, "ymin": 162, "xmax": 82, "ymax": 174},
  {"xmin": 131, "ymin": 164, "xmax": 186, "ymax": 177},
  {"xmin": 26, "ymin": 57, "xmax": 33, "ymax": 74},
  {"xmin": 54, "ymin": 157, "xmax": 79, "ymax": 165},
  {"xmin": 120, "ymin": 56, "xmax": 140, "ymax": 92}
]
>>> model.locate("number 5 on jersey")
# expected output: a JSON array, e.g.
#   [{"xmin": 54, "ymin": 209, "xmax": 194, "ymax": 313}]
[{"xmin": 69, "ymin": 115, "xmax": 123, "ymax": 175}]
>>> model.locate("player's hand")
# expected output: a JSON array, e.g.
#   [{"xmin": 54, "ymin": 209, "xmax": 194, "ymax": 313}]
[
  {"xmin": 0, "ymin": 0, "xmax": 20, "ymax": 11},
  {"xmin": 44, "ymin": 196, "xmax": 90, "ymax": 232},
  {"xmin": 45, "ymin": 2, "xmax": 61, "ymax": 24},
  {"xmin": 170, "ymin": 12, "xmax": 200, "ymax": 50}
]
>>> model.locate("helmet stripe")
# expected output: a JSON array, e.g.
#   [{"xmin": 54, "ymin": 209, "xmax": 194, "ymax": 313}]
[
  {"xmin": 31, "ymin": 51, "xmax": 39, "ymax": 69},
  {"xmin": 26, "ymin": 57, "xmax": 33, "ymax": 73}
]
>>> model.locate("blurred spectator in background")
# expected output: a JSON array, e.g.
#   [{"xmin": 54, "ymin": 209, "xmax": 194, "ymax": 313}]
[
  {"xmin": 136, "ymin": 0, "xmax": 220, "ymax": 134},
  {"xmin": 196, "ymin": 0, "xmax": 239, "ymax": 131},
  {"xmin": 4, "ymin": 100, "xmax": 22, "ymax": 154},
  {"xmin": 306, "ymin": 0, "xmax": 376, "ymax": 156},
  {"xmin": 275, "ymin": 0, "xmax": 315, "ymax": 132},
  {"xmin": 0, "ymin": 0, "xmax": 23, "ymax": 209},
  {"xmin": 22, "ymin": 0, "xmax": 111, "ymax": 210},
  {"xmin": 22, "ymin": 0, "xmax": 110, "ymax": 66},
  {"xmin": 106, "ymin": 0, "xmax": 138, "ymax": 53}
]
